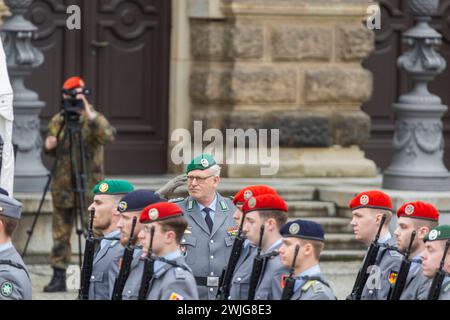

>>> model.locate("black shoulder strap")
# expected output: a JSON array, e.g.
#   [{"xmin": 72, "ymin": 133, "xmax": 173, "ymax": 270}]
[
  {"xmin": 0, "ymin": 259, "xmax": 30, "ymax": 280},
  {"xmin": 155, "ymin": 256, "xmax": 190, "ymax": 272},
  {"xmin": 298, "ymin": 276, "xmax": 332, "ymax": 288}
]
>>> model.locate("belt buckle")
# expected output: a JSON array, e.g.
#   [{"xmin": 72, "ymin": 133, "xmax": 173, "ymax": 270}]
[{"xmin": 207, "ymin": 276, "xmax": 219, "ymax": 287}]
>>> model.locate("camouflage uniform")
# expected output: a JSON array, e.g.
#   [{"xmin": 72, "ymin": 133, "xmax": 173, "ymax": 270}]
[{"xmin": 45, "ymin": 108, "xmax": 115, "ymax": 270}]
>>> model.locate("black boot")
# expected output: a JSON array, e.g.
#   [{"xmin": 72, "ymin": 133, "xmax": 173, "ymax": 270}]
[{"xmin": 43, "ymin": 267, "xmax": 67, "ymax": 292}]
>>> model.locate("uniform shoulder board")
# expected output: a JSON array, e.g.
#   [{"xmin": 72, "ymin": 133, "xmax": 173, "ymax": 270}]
[
  {"xmin": 0, "ymin": 260, "xmax": 30, "ymax": 280},
  {"xmin": 301, "ymin": 280, "xmax": 316, "ymax": 292},
  {"xmin": 169, "ymin": 198, "xmax": 184, "ymax": 203},
  {"xmin": 444, "ymin": 282, "xmax": 450, "ymax": 293},
  {"xmin": 174, "ymin": 267, "xmax": 187, "ymax": 280},
  {"xmin": 388, "ymin": 250, "xmax": 402, "ymax": 258}
]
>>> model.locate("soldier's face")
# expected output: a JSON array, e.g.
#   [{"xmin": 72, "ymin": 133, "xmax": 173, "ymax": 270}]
[
  {"xmin": 422, "ymin": 241, "xmax": 449, "ymax": 278},
  {"xmin": 187, "ymin": 169, "xmax": 219, "ymax": 201},
  {"xmin": 279, "ymin": 238, "xmax": 302, "ymax": 269},
  {"xmin": 394, "ymin": 217, "xmax": 416, "ymax": 253},
  {"xmin": 350, "ymin": 208, "xmax": 379, "ymax": 244},
  {"xmin": 242, "ymin": 211, "xmax": 263, "ymax": 245},
  {"xmin": 88, "ymin": 195, "xmax": 117, "ymax": 231},
  {"xmin": 117, "ymin": 212, "xmax": 142, "ymax": 246}
]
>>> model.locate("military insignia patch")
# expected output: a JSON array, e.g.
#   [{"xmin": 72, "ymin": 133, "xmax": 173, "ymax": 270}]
[
  {"xmin": 360, "ymin": 194, "xmax": 369, "ymax": 205},
  {"xmin": 149, "ymin": 208, "xmax": 159, "ymax": 220},
  {"xmin": 243, "ymin": 190, "xmax": 253, "ymax": 200},
  {"xmin": 289, "ymin": 223, "xmax": 300, "ymax": 235},
  {"xmin": 184, "ymin": 227, "xmax": 192, "ymax": 234},
  {"xmin": 118, "ymin": 201, "xmax": 127, "ymax": 212},
  {"xmin": 169, "ymin": 292, "xmax": 184, "ymax": 300},
  {"xmin": 280, "ymin": 274, "xmax": 288, "ymax": 289},
  {"xmin": 429, "ymin": 229, "xmax": 439, "ymax": 241},
  {"xmin": 248, "ymin": 197, "xmax": 256, "ymax": 208},
  {"xmin": 180, "ymin": 245, "xmax": 187, "ymax": 257},
  {"xmin": 201, "ymin": 158, "xmax": 209, "ymax": 168},
  {"xmin": 405, "ymin": 204, "xmax": 415, "ymax": 215},
  {"xmin": 388, "ymin": 271, "xmax": 398, "ymax": 285},
  {"xmin": 227, "ymin": 225, "xmax": 239, "ymax": 237},
  {"xmin": 99, "ymin": 183, "xmax": 109, "ymax": 193},
  {"xmin": 444, "ymin": 281, "xmax": 450, "ymax": 293},
  {"xmin": 1, "ymin": 281, "xmax": 13, "ymax": 297}
]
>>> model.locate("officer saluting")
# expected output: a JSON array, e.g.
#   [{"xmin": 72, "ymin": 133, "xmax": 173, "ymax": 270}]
[
  {"xmin": 0, "ymin": 191, "xmax": 32, "ymax": 300},
  {"xmin": 174, "ymin": 154, "xmax": 236, "ymax": 300},
  {"xmin": 138, "ymin": 202, "xmax": 198, "ymax": 300},
  {"xmin": 276, "ymin": 219, "xmax": 336, "ymax": 300},
  {"xmin": 87, "ymin": 179, "xmax": 134, "ymax": 299}
]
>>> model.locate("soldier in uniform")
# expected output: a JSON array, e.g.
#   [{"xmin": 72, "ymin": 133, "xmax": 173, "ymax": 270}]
[
  {"xmin": 421, "ymin": 224, "xmax": 450, "ymax": 300},
  {"xmin": 228, "ymin": 185, "xmax": 278, "ymax": 300},
  {"xmin": 43, "ymin": 76, "xmax": 116, "ymax": 292},
  {"xmin": 137, "ymin": 201, "xmax": 198, "ymax": 300},
  {"xmin": 86, "ymin": 179, "xmax": 134, "ymax": 299},
  {"xmin": 275, "ymin": 219, "xmax": 336, "ymax": 300},
  {"xmin": 241, "ymin": 193, "xmax": 290, "ymax": 300},
  {"xmin": 114, "ymin": 190, "xmax": 164, "ymax": 300},
  {"xmin": 0, "ymin": 193, "xmax": 32, "ymax": 300},
  {"xmin": 174, "ymin": 154, "xmax": 237, "ymax": 300},
  {"xmin": 393, "ymin": 201, "xmax": 439, "ymax": 300},
  {"xmin": 348, "ymin": 190, "xmax": 402, "ymax": 300}
]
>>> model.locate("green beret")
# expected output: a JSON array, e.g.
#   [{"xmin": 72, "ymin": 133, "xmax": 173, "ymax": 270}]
[
  {"xmin": 92, "ymin": 180, "xmax": 134, "ymax": 195},
  {"xmin": 186, "ymin": 154, "xmax": 217, "ymax": 173},
  {"xmin": 424, "ymin": 225, "xmax": 450, "ymax": 242}
]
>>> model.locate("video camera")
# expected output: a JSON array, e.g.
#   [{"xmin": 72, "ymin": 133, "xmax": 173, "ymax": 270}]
[{"xmin": 62, "ymin": 87, "xmax": 92, "ymax": 114}]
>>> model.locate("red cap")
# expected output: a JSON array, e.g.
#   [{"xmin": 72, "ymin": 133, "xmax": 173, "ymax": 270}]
[
  {"xmin": 397, "ymin": 201, "xmax": 439, "ymax": 221},
  {"xmin": 242, "ymin": 194, "xmax": 288, "ymax": 214},
  {"xmin": 233, "ymin": 185, "xmax": 278, "ymax": 205},
  {"xmin": 349, "ymin": 190, "xmax": 393, "ymax": 211},
  {"xmin": 63, "ymin": 76, "xmax": 85, "ymax": 90},
  {"xmin": 139, "ymin": 202, "xmax": 183, "ymax": 223}
]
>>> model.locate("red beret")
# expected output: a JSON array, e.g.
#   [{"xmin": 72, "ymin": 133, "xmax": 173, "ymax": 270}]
[
  {"xmin": 397, "ymin": 201, "xmax": 439, "ymax": 221},
  {"xmin": 139, "ymin": 202, "xmax": 183, "ymax": 223},
  {"xmin": 349, "ymin": 190, "xmax": 393, "ymax": 211},
  {"xmin": 233, "ymin": 185, "xmax": 278, "ymax": 205},
  {"xmin": 242, "ymin": 194, "xmax": 288, "ymax": 214},
  {"xmin": 63, "ymin": 76, "xmax": 85, "ymax": 90}
]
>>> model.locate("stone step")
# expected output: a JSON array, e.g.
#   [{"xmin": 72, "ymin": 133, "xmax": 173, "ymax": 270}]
[
  {"xmin": 286, "ymin": 201, "xmax": 336, "ymax": 218},
  {"xmin": 324, "ymin": 234, "xmax": 366, "ymax": 251},
  {"xmin": 320, "ymin": 250, "xmax": 365, "ymax": 261},
  {"xmin": 288, "ymin": 216, "xmax": 352, "ymax": 234}
]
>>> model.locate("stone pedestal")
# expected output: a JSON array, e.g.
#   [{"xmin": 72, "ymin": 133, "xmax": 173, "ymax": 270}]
[{"xmin": 188, "ymin": 0, "xmax": 377, "ymax": 177}]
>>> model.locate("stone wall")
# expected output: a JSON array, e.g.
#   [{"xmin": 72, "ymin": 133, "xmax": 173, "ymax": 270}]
[{"xmin": 188, "ymin": 0, "xmax": 377, "ymax": 177}]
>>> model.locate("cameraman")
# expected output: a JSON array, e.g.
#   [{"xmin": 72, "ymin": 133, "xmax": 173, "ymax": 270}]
[{"xmin": 43, "ymin": 76, "xmax": 116, "ymax": 292}]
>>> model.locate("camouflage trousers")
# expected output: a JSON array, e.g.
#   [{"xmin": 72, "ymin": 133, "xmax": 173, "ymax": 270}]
[{"xmin": 50, "ymin": 196, "xmax": 98, "ymax": 270}]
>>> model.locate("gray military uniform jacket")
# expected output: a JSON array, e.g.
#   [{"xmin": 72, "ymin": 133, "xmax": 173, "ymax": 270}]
[
  {"xmin": 175, "ymin": 193, "xmax": 237, "ymax": 300},
  {"xmin": 112, "ymin": 248, "xmax": 143, "ymax": 300},
  {"xmin": 399, "ymin": 260, "xmax": 430, "ymax": 300},
  {"xmin": 361, "ymin": 234, "xmax": 402, "ymax": 300},
  {"xmin": 0, "ymin": 243, "xmax": 32, "ymax": 300},
  {"xmin": 146, "ymin": 255, "xmax": 199, "ymax": 300},
  {"xmin": 290, "ymin": 273, "xmax": 336, "ymax": 300},
  {"xmin": 419, "ymin": 276, "xmax": 450, "ymax": 300},
  {"xmin": 89, "ymin": 230, "xmax": 124, "ymax": 300},
  {"xmin": 229, "ymin": 241, "xmax": 256, "ymax": 300},
  {"xmin": 254, "ymin": 240, "xmax": 289, "ymax": 300}
]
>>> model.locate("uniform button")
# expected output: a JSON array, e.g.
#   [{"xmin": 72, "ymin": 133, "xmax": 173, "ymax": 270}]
[
  {"xmin": 210, "ymin": 240, "xmax": 214, "ymax": 244},
  {"xmin": 91, "ymin": 276, "xmax": 95, "ymax": 280},
  {"xmin": 210, "ymin": 256, "xmax": 214, "ymax": 259},
  {"xmin": 237, "ymin": 277, "xmax": 241, "ymax": 282},
  {"xmin": 182, "ymin": 239, "xmax": 186, "ymax": 243},
  {"xmin": 127, "ymin": 291, "xmax": 131, "ymax": 294},
  {"xmin": 210, "ymin": 288, "xmax": 214, "ymax": 292},
  {"xmin": 210, "ymin": 272, "xmax": 214, "ymax": 276}
]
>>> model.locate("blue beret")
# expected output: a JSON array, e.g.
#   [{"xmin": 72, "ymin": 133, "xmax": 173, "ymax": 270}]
[
  {"xmin": 280, "ymin": 219, "xmax": 325, "ymax": 242},
  {"xmin": 117, "ymin": 190, "xmax": 165, "ymax": 213},
  {"xmin": 0, "ymin": 194, "xmax": 22, "ymax": 220}
]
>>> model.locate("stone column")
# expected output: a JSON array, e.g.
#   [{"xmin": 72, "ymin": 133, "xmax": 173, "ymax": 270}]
[
  {"xmin": 189, "ymin": 0, "xmax": 377, "ymax": 177},
  {"xmin": 1, "ymin": 0, "xmax": 48, "ymax": 192},
  {"xmin": 382, "ymin": 0, "xmax": 450, "ymax": 191}
]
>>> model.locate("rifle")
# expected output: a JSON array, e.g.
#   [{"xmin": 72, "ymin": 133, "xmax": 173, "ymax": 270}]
[
  {"xmin": 388, "ymin": 230, "xmax": 416, "ymax": 300},
  {"xmin": 281, "ymin": 244, "xmax": 300, "ymax": 300},
  {"xmin": 247, "ymin": 225, "xmax": 265, "ymax": 300},
  {"xmin": 111, "ymin": 216, "xmax": 137, "ymax": 300},
  {"xmin": 78, "ymin": 208, "xmax": 96, "ymax": 300},
  {"xmin": 347, "ymin": 214, "xmax": 387, "ymax": 300},
  {"xmin": 138, "ymin": 225, "xmax": 155, "ymax": 300},
  {"xmin": 216, "ymin": 212, "xmax": 247, "ymax": 300},
  {"xmin": 427, "ymin": 239, "xmax": 450, "ymax": 300}
]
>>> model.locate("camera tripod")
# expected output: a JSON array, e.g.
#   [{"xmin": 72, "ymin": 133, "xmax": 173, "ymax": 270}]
[{"xmin": 22, "ymin": 108, "xmax": 89, "ymax": 268}]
